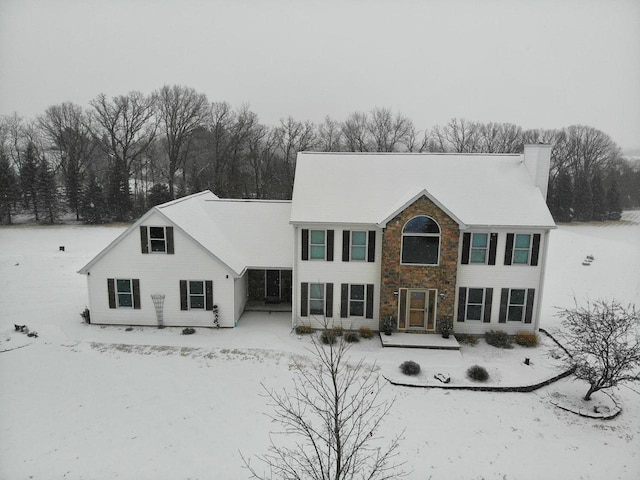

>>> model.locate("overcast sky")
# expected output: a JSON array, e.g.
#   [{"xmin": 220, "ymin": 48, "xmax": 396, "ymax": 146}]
[{"xmin": 1, "ymin": 0, "xmax": 639, "ymax": 149}]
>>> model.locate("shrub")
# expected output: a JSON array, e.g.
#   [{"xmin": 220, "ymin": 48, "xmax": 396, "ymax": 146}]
[
  {"xmin": 320, "ymin": 329, "xmax": 337, "ymax": 344},
  {"xmin": 80, "ymin": 307, "xmax": 91, "ymax": 324},
  {"xmin": 182, "ymin": 327, "xmax": 196, "ymax": 335},
  {"xmin": 332, "ymin": 327, "xmax": 344, "ymax": 337},
  {"xmin": 344, "ymin": 332, "xmax": 360, "ymax": 343},
  {"xmin": 359, "ymin": 327, "xmax": 374, "ymax": 339},
  {"xmin": 296, "ymin": 325, "xmax": 314, "ymax": 335},
  {"xmin": 400, "ymin": 360, "xmax": 421, "ymax": 376},
  {"xmin": 515, "ymin": 331, "xmax": 539, "ymax": 347},
  {"xmin": 485, "ymin": 330, "xmax": 513, "ymax": 349},
  {"xmin": 467, "ymin": 365, "xmax": 489, "ymax": 382},
  {"xmin": 455, "ymin": 333, "xmax": 478, "ymax": 346}
]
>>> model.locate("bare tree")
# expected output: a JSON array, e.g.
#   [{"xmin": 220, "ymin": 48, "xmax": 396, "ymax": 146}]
[
  {"xmin": 435, "ymin": 118, "xmax": 480, "ymax": 153},
  {"xmin": 38, "ymin": 102, "xmax": 96, "ymax": 219},
  {"xmin": 154, "ymin": 85, "xmax": 209, "ymax": 197},
  {"xmin": 242, "ymin": 332, "xmax": 404, "ymax": 480},
  {"xmin": 275, "ymin": 116, "xmax": 316, "ymax": 196},
  {"xmin": 317, "ymin": 116, "xmax": 343, "ymax": 152},
  {"xmin": 366, "ymin": 107, "xmax": 413, "ymax": 152},
  {"xmin": 90, "ymin": 91, "xmax": 157, "ymax": 219},
  {"xmin": 477, "ymin": 122, "xmax": 522, "ymax": 153},
  {"xmin": 341, "ymin": 112, "xmax": 369, "ymax": 152},
  {"xmin": 556, "ymin": 299, "xmax": 640, "ymax": 401}
]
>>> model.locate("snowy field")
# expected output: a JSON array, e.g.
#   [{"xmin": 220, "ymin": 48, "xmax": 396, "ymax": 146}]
[{"xmin": 1, "ymin": 212, "xmax": 639, "ymax": 480}]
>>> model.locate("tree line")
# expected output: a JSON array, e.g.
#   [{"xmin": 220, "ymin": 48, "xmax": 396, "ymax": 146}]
[{"xmin": 1, "ymin": 85, "xmax": 638, "ymax": 224}]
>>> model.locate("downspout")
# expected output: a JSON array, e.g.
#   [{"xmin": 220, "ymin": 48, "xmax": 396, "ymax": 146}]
[{"xmin": 291, "ymin": 225, "xmax": 298, "ymax": 331}]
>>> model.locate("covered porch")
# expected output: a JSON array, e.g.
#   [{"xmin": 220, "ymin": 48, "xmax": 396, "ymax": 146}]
[{"xmin": 246, "ymin": 268, "xmax": 292, "ymax": 313}]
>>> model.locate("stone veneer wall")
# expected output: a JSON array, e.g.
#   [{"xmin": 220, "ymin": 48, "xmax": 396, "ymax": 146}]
[{"xmin": 380, "ymin": 195, "xmax": 460, "ymax": 329}]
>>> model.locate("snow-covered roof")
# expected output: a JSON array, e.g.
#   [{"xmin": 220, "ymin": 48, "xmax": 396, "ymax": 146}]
[
  {"xmin": 290, "ymin": 152, "xmax": 556, "ymax": 228},
  {"xmin": 78, "ymin": 190, "xmax": 293, "ymax": 277},
  {"xmin": 158, "ymin": 195, "xmax": 293, "ymax": 275}
]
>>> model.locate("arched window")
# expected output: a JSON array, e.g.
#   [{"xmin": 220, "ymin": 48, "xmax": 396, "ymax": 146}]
[{"xmin": 401, "ymin": 216, "xmax": 441, "ymax": 265}]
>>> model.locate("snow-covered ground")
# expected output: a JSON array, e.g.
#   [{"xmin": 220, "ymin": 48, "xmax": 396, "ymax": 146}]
[{"xmin": 1, "ymin": 213, "xmax": 639, "ymax": 479}]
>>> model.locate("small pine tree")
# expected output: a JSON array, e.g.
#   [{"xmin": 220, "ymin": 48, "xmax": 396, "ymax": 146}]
[
  {"xmin": 590, "ymin": 171, "xmax": 607, "ymax": 221},
  {"xmin": 80, "ymin": 171, "xmax": 108, "ymax": 223},
  {"xmin": 573, "ymin": 169, "xmax": 593, "ymax": 222},
  {"xmin": 605, "ymin": 172, "xmax": 623, "ymax": 220},
  {"xmin": 0, "ymin": 151, "xmax": 19, "ymax": 224},
  {"xmin": 147, "ymin": 183, "xmax": 172, "ymax": 208},
  {"xmin": 20, "ymin": 143, "xmax": 40, "ymax": 221},
  {"xmin": 36, "ymin": 157, "xmax": 60, "ymax": 224},
  {"xmin": 551, "ymin": 169, "xmax": 573, "ymax": 222}
]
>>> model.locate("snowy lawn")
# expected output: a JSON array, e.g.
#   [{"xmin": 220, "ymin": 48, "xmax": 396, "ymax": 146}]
[{"xmin": 1, "ymin": 214, "xmax": 639, "ymax": 479}]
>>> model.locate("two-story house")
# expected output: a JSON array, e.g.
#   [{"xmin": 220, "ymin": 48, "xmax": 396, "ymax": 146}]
[{"xmin": 79, "ymin": 144, "xmax": 555, "ymax": 334}]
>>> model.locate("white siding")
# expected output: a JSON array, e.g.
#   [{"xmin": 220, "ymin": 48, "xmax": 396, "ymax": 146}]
[
  {"xmin": 294, "ymin": 225, "xmax": 382, "ymax": 331},
  {"xmin": 234, "ymin": 274, "xmax": 248, "ymax": 324},
  {"xmin": 454, "ymin": 229, "xmax": 549, "ymax": 335},
  {"xmin": 85, "ymin": 211, "xmax": 237, "ymax": 328}
]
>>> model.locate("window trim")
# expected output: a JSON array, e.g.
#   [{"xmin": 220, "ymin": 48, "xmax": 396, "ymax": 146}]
[
  {"xmin": 400, "ymin": 216, "xmax": 441, "ymax": 266},
  {"xmin": 309, "ymin": 282, "xmax": 325, "ymax": 316},
  {"xmin": 465, "ymin": 287, "xmax": 485, "ymax": 321},
  {"xmin": 309, "ymin": 230, "xmax": 327, "ymax": 260},
  {"xmin": 116, "ymin": 278, "xmax": 134, "ymax": 308},
  {"xmin": 470, "ymin": 233, "xmax": 489, "ymax": 264},
  {"xmin": 507, "ymin": 288, "xmax": 527, "ymax": 322},
  {"xmin": 187, "ymin": 280, "xmax": 206, "ymax": 310},
  {"xmin": 350, "ymin": 231, "xmax": 368, "ymax": 262},
  {"xmin": 348, "ymin": 284, "xmax": 366, "ymax": 317},
  {"xmin": 512, "ymin": 234, "xmax": 532, "ymax": 265}
]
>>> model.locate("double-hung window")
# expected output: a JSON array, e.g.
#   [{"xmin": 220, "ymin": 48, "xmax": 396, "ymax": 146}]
[
  {"xmin": 507, "ymin": 289, "xmax": 526, "ymax": 322},
  {"xmin": 107, "ymin": 278, "xmax": 141, "ymax": 309},
  {"xmin": 140, "ymin": 226, "xmax": 174, "ymax": 254},
  {"xmin": 350, "ymin": 232, "xmax": 367, "ymax": 261},
  {"xmin": 457, "ymin": 287, "xmax": 493, "ymax": 323},
  {"xmin": 512, "ymin": 234, "xmax": 531, "ymax": 264},
  {"xmin": 349, "ymin": 284, "xmax": 365, "ymax": 316},
  {"xmin": 470, "ymin": 233, "xmax": 488, "ymax": 264},
  {"xmin": 499, "ymin": 288, "xmax": 535, "ymax": 324},
  {"xmin": 188, "ymin": 281, "xmax": 205, "ymax": 309},
  {"xmin": 309, "ymin": 283, "xmax": 325, "ymax": 315},
  {"xmin": 310, "ymin": 231, "xmax": 326, "ymax": 260}
]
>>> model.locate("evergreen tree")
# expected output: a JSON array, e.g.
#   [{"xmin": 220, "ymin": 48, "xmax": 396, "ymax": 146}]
[
  {"xmin": 147, "ymin": 183, "xmax": 172, "ymax": 207},
  {"xmin": 606, "ymin": 172, "xmax": 623, "ymax": 220},
  {"xmin": 0, "ymin": 151, "xmax": 19, "ymax": 224},
  {"xmin": 20, "ymin": 143, "xmax": 40, "ymax": 221},
  {"xmin": 590, "ymin": 171, "xmax": 607, "ymax": 221},
  {"xmin": 36, "ymin": 157, "xmax": 60, "ymax": 224},
  {"xmin": 106, "ymin": 157, "xmax": 132, "ymax": 221},
  {"xmin": 550, "ymin": 168, "xmax": 573, "ymax": 222},
  {"xmin": 573, "ymin": 169, "xmax": 593, "ymax": 222},
  {"xmin": 80, "ymin": 171, "xmax": 108, "ymax": 223}
]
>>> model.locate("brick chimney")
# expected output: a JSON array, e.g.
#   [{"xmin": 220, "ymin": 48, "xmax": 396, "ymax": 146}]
[{"xmin": 523, "ymin": 144, "xmax": 552, "ymax": 200}]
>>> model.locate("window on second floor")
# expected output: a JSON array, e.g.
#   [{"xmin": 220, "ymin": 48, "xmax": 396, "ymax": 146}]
[
  {"xmin": 301, "ymin": 229, "xmax": 334, "ymax": 261},
  {"xmin": 401, "ymin": 216, "xmax": 440, "ymax": 265}
]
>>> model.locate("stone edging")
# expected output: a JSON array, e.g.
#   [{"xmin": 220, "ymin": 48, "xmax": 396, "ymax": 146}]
[
  {"xmin": 384, "ymin": 327, "xmax": 577, "ymax": 393},
  {"xmin": 549, "ymin": 390, "xmax": 622, "ymax": 420}
]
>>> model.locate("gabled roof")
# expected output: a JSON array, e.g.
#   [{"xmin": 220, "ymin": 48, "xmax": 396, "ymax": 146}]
[
  {"xmin": 290, "ymin": 152, "xmax": 555, "ymax": 228},
  {"xmin": 79, "ymin": 191, "xmax": 293, "ymax": 277}
]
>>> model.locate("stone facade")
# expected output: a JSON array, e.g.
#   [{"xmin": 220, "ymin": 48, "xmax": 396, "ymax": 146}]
[{"xmin": 380, "ymin": 195, "xmax": 460, "ymax": 330}]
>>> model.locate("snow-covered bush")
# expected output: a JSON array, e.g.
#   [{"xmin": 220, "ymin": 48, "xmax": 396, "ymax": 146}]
[
  {"xmin": 467, "ymin": 365, "xmax": 489, "ymax": 382},
  {"xmin": 320, "ymin": 329, "xmax": 337, "ymax": 344},
  {"xmin": 515, "ymin": 331, "xmax": 538, "ymax": 347},
  {"xmin": 485, "ymin": 330, "xmax": 513, "ymax": 349},
  {"xmin": 295, "ymin": 325, "xmax": 314, "ymax": 335},
  {"xmin": 344, "ymin": 332, "xmax": 359, "ymax": 343},
  {"xmin": 358, "ymin": 327, "xmax": 374, "ymax": 339},
  {"xmin": 400, "ymin": 360, "xmax": 421, "ymax": 376}
]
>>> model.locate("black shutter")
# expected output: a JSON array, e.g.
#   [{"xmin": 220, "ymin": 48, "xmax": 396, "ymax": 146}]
[
  {"xmin": 132, "ymin": 279, "xmax": 141, "ymax": 309},
  {"xmin": 483, "ymin": 288, "xmax": 493, "ymax": 323},
  {"xmin": 180, "ymin": 280, "xmax": 188, "ymax": 310},
  {"xmin": 461, "ymin": 233, "xmax": 471, "ymax": 265},
  {"xmin": 300, "ymin": 283, "xmax": 308, "ymax": 317},
  {"xmin": 367, "ymin": 231, "xmax": 376, "ymax": 262},
  {"xmin": 205, "ymin": 280, "xmax": 213, "ymax": 310},
  {"xmin": 366, "ymin": 284, "xmax": 374, "ymax": 319},
  {"xmin": 524, "ymin": 289, "xmax": 535, "ymax": 324},
  {"xmin": 326, "ymin": 230, "xmax": 334, "ymax": 261},
  {"xmin": 325, "ymin": 283, "xmax": 333, "ymax": 317},
  {"xmin": 301, "ymin": 229, "xmax": 309, "ymax": 261},
  {"xmin": 530, "ymin": 234, "xmax": 541, "ymax": 266},
  {"xmin": 107, "ymin": 278, "xmax": 116, "ymax": 309},
  {"xmin": 342, "ymin": 231, "xmax": 350, "ymax": 262},
  {"xmin": 166, "ymin": 227, "xmax": 174, "ymax": 254},
  {"xmin": 499, "ymin": 288, "xmax": 509, "ymax": 323},
  {"xmin": 340, "ymin": 284, "xmax": 349, "ymax": 318},
  {"xmin": 457, "ymin": 287, "xmax": 467, "ymax": 322},
  {"xmin": 488, "ymin": 233, "xmax": 498, "ymax": 265},
  {"xmin": 504, "ymin": 233, "xmax": 514, "ymax": 265},
  {"xmin": 140, "ymin": 226, "xmax": 149, "ymax": 254}
]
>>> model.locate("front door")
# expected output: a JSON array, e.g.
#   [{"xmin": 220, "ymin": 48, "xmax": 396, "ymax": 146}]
[
  {"xmin": 265, "ymin": 270, "xmax": 281, "ymax": 298},
  {"xmin": 399, "ymin": 288, "xmax": 437, "ymax": 331}
]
